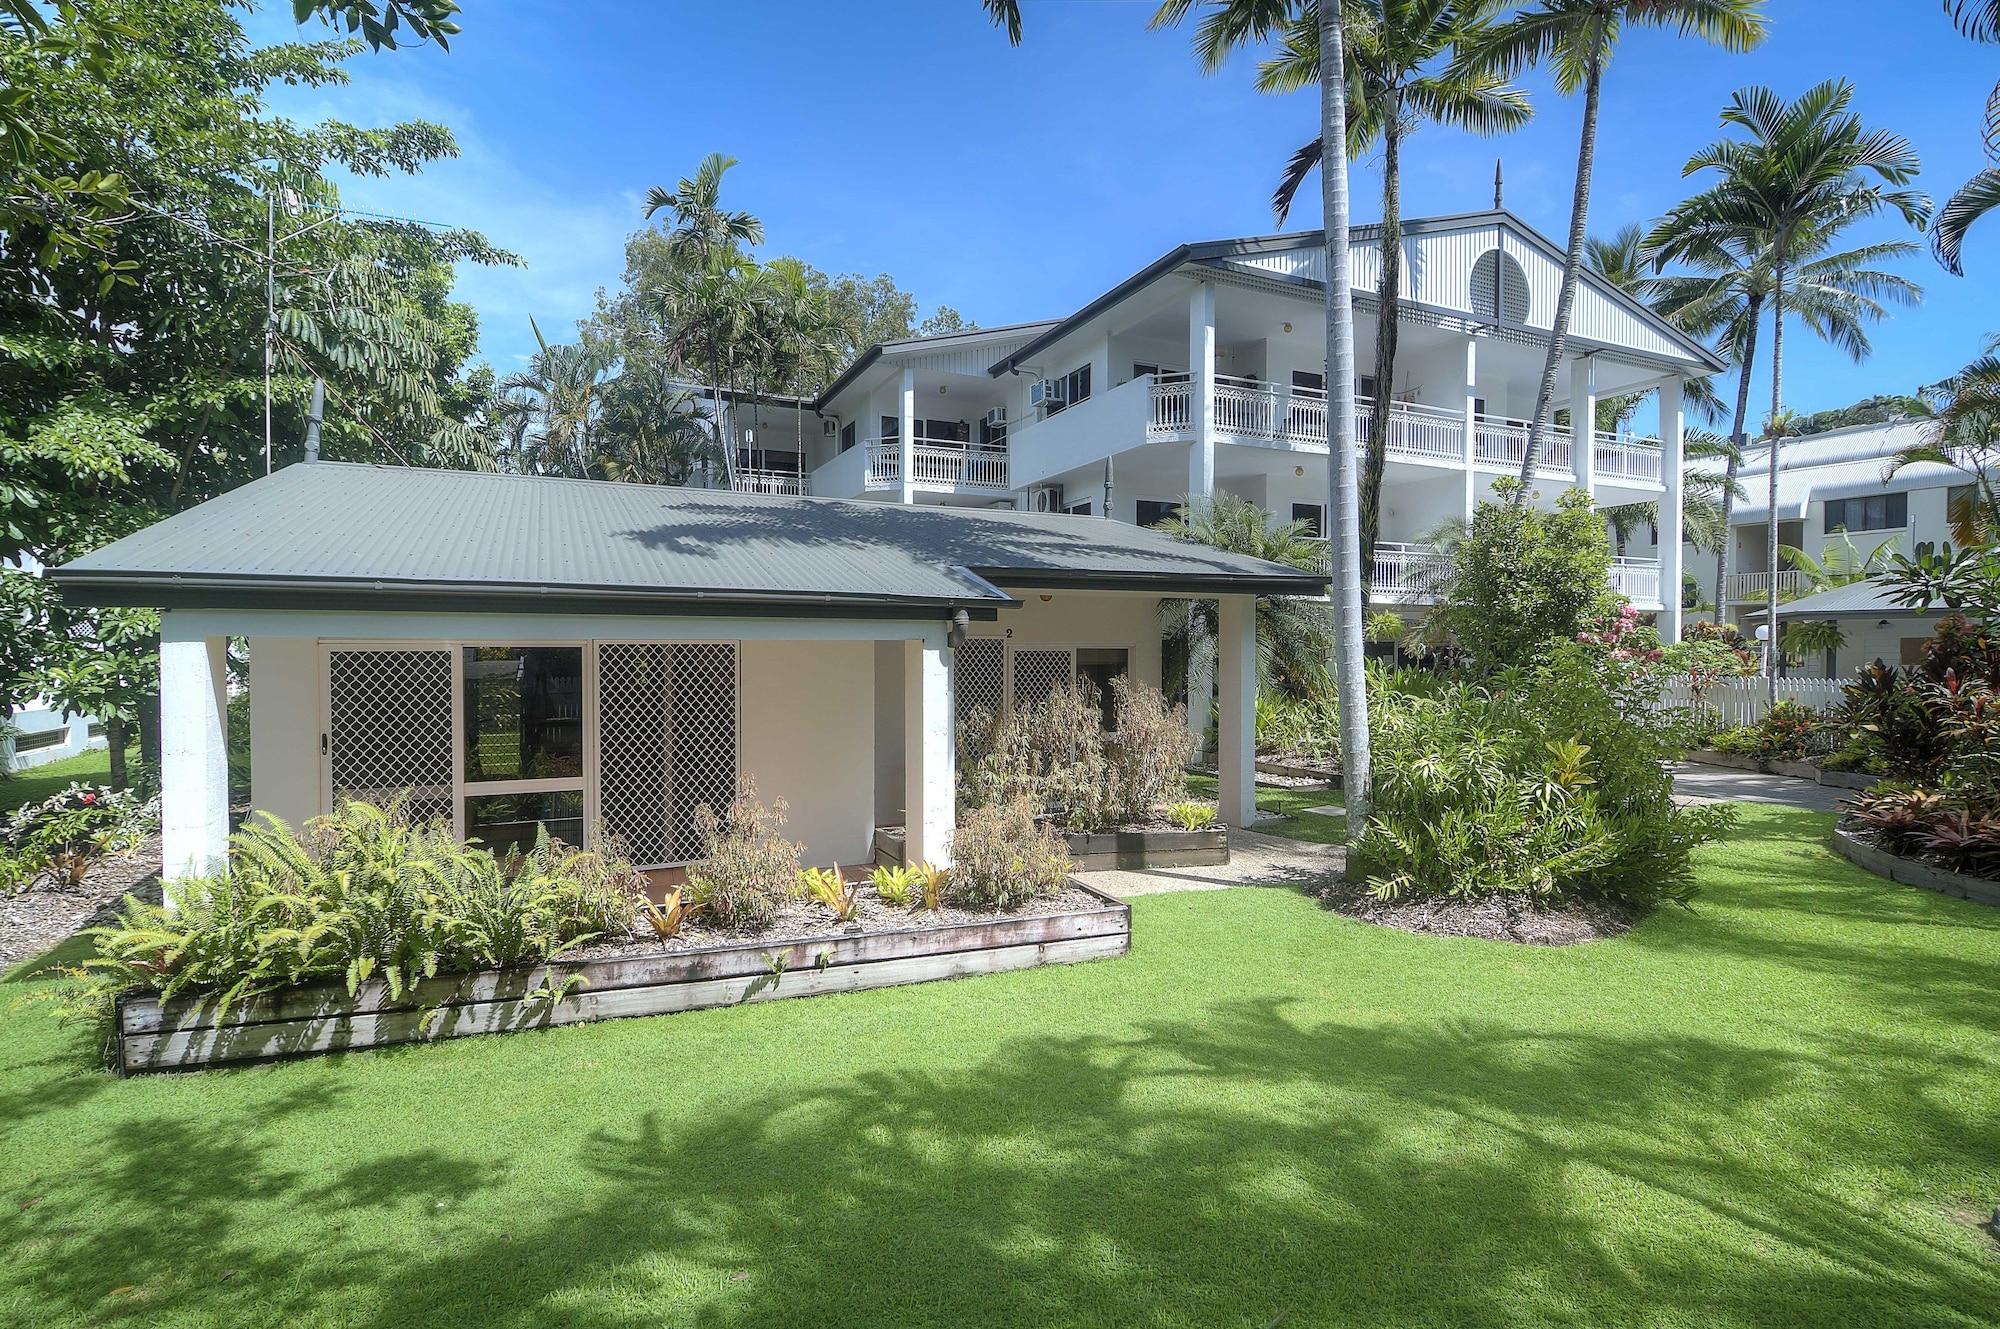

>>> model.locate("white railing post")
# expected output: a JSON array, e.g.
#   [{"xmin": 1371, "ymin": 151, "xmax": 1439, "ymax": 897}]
[
  {"xmin": 1462, "ymin": 336, "xmax": 1478, "ymax": 520},
  {"xmin": 897, "ymin": 367, "xmax": 916, "ymax": 504},
  {"xmin": 1189, "ymin": 281, "xmax": 1216, "ymax": 499},
  {"xmin": 1660, "ymin": 377, "xmax": 1685, "ymax": 643},
  {"xmin": 1571, "ymin": 354, "xmax": 1597, "ymax": 496}
]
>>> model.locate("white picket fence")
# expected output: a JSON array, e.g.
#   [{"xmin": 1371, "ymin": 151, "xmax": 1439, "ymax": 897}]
[{"xmin": 1655, "ymin": 677, "xmax": 1844, "ymax": 726}]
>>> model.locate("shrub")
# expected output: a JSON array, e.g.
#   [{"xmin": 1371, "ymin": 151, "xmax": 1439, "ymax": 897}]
[
  {"xmin": 1432, "ymin": 480, "xmax": 1617, "ymax": 673},
  {"xmin": 800, "ymin": 865, "xmax": 861, "ymax": 922},
  {"xmin": 1350, "ymin": 645, "xmax": 1733, "ymax": 909},
  {"xmin": 960, "ymin": 678, "xmax": 1195, "ymax": 831},
  {"xmin": 913, "ymin": 861, "xmax": 947, "ymax": 911},
  {"xmin": 1256, "ymin": 692, "xmax": 1339, "ymax": 762},
  {"xmin": 685, "ymin": 780, "xmax": 802, "ymax": 930},
  {"xmin": 1167, "ymin": 800, "xmax": 1218, "ymax": 831},
  {"xmin": 947, "ymin": 797, "xmax": 1073, "ymax": 911},
  {"xmin": 1, "ymin": 783, "xmax": 154, "ymax": 892},
  {"xmin": 869, "ymin": 864, "xmax": 916, "ymax": 908}
]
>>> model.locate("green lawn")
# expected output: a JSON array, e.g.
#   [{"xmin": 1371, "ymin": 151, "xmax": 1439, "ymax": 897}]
[
  {"xmin": 1, "ymin": 745, "xmax": 133, "ymax": 811},
  {"xmin": 1189, "ymin": 771, "xmax": 1348, "ymax": 844},
  {"xmin": 2, "ymin": 806, "xmax": 1997, "ymax": 1327}
]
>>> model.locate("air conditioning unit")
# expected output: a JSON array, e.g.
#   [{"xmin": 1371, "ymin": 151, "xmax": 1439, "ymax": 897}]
[
  {"xmin": 983, "ymin": 406, "xmax": 1007, "ymax": 428},
  {"xmin": 1029, "ymin": 378, "xmax": 1066, "ymax": 411},
  {"xmin": 1029, "ymin": 484, "xmax": 1064, "ymax": 513}
]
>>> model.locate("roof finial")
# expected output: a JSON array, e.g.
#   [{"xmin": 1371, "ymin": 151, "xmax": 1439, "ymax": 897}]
[{"xmin": 1494, "ymin": 158, "xmax": 1505, "ymax": 210}]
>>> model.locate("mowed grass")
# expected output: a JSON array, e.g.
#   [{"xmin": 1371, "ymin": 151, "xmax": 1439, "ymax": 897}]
[
  {"xmin": 2, "ymin": 806, "xmax": 1998, "ymax": 1328},
  {"xmin": 1, "ymin": 745, "xmax": 132, "ymax": 812}
]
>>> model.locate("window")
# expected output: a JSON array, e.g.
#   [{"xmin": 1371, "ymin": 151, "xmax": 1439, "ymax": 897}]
[
  {"xmin": 465, "ymin": 791, "xmax": 584, "ymax": 858},
  {"xmin": 1291, "ymin": 502, "xmax": 1326, "ymax": 539},
  {"xmin": 1047, "ymin": 362, "xmax": 1092, "ymax": 416},
  {"xmin": 1136, "ymin": 499, "xmax": 1180, "ymax": 528},
  {"xmin": 978, "ymin": 414, "xmax": 1007, "ymax": 448},
  {"xmin": 462, "ymin": 646, "xmax": 586, "ymax": 855},
  {"xmin": 839, "ymin": 421, "xmax": 856, "ymax": 453},
  {"xmin": 1077, "ymin": 648, "xmax": 1130, "ymax": 729},
  {"xmin": 1824, "ymin": 492, "xmax": 1907, "ymax": 533},
  {"xmin": 1291, "ymin": 369, "xmax": 1325, "ymax": 393},
  {"xmin": 1949, "ymin": 484, "xmax": 1983, "ymax": 538},
  {"xmin": 1065, "ymin": 499, "xmax": 1094, "ymax": 516},
  {"xmin": 919, "ymin": 417, "xmax": 969, "ymax": 443},
  {"xmin": 1133, "ymin": 361, "xmax": 1159, "ymax": 380},
  {"xmin": 879, "ymin": 414, "xmax": 899, "ymax": 441},
  {"xmin": 1358, "ymin": 374, "xmax": 1379, "ymax": 401}
]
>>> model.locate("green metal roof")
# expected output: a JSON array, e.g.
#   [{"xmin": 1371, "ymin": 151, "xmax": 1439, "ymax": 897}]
[{"xmin": 54, "ymin": 463, "xmax": 1327, "ymax": 617}]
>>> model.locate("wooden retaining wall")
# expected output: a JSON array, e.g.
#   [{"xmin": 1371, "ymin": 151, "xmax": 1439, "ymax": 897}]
[
  {"xmin": 1684, "ymin": 750, "xmax": 1881, "ymax": 791},
  {"xmin": 1064, "ymin": 827, "xmax": 1228, "ymax": 870},
  {"xmin": 1828, "ymin": 828, "xmax": 2000, "ymax": 908},
  {"xmin": 117, "ymin": 884, "xmax": 1131, "ymax": 1074}
]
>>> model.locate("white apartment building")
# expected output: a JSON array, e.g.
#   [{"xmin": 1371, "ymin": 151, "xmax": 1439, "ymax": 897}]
[
  {"xmin": 1666, "ymin": 417, "xmax": 1986, "ymax": 673},
  {"xmin": 712, "ymin": 209, "xmax": 1727, "ymax": 641}
]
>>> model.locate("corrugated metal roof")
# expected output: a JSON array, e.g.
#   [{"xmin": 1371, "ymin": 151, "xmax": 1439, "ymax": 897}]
[
  {"xmin": 1769, "ymin": 579, "xmax": 1930, "ymax": 619},
  {"xmin": 55, "ymin": 463, "xmax": 1326, "ymax": 614},
  {"xmin": 1690, "ymin": 418, "xmax": 1976, "ymax": 522}
]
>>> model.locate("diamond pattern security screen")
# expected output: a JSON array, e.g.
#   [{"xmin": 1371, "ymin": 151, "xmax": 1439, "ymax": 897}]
[
  {"xmin": 326, "ymin": 648, "xmax": 455, "ymax": 825},
  {"xmin": 957, "ymin": 638, "xmax": 1004, "ymax": 727},
  {"xmin": 597, "ymin": 643, "xmax": 738, "ymax": 866},
  {"xmin": 1011, "ymin": 648, "xmax": 1073, "ymax": 717}
]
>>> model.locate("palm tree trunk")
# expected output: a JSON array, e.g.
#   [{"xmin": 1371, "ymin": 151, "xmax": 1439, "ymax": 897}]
[
  {"xmin": 1320, "ymin": 1, "xmax": 1371, "ymax": 830},
  {"xmin": 1517, "ymin": 50, "xmax": 1604, "ymax": 497},
  {"xmin": 1711, "ymin": 289, "xmax": 1763, "ymax": 620},
  {"xmin": 1360, "ymin": 101, "xmax": 1403, "ymax": 615},
  {"xmin": 1766, "ymin": 257, "xmax": 1786, "ymax": 703}
]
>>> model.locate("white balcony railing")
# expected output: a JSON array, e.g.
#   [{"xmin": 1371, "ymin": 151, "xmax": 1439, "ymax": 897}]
[
  {"xmin": 1609, "ymin": 557, "xmax": 1664, "ymax": 607},
  {"xmin": 1475, "ymin": 416, "xmax": 1574, "ymax": 476},
  {"xmin": 1725, "ymin": 569, "xmax": 1813, "ymax": 603},
  {"xmin": 863, "ymin": 438, "xmax": 1010, "ymax": 493},
  {"xmin": 1593, "ymin": 432, "xmax": 1664, "ymax": 483},
  {"xmin": 1360, "ymin": 397, "xmax": 1465, "ymax": 463},
  {"xmin": 732, "ymin": 469, "xmax": 809, "ymax": 496},
  {"xmin": 1147, "ymin": 375, "xmax": 1193, "ymax": 440}
]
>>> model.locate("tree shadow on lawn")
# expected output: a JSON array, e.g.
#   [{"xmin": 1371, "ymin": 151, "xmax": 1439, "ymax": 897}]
[{"xmin": 9, "ymin": 1000, "xmax": 1996, "ymax": 1328}]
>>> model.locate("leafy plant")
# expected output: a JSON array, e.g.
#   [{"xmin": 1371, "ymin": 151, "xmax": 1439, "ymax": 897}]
[
  {"xmin": 640, "ymin": 886, "xmax": 687, "ymax": 941},
  {"xmin": 1431, "ymin": 481, "xmax": 1618, "ymax": 673},
  {"xmin": 1167, "ymin": 801, "xmax": 1218, "ymax": 831},
  {"xmin": 913, "ymin": 861, "xmax": 948, "ymax": 912},
  {"xmin": 947, "ymin": 797, "xmax": 1073, "ymax": 912},
  {"xmin": 1, "ymin": 782, "xmax": 153, "ymax": 892},
  {"xmin": 684, "ymin": 780, "xmax": 802, "ymax": 930},
  {"xmin": 800, "ymin": 865, "xmax": 860, "ymax": 922},
  {"xmin": 869, "ymin": 864, "xmax": 916, "ymax": 908},
  {"xmin": 960, "ymin": 678, "xmax": 1196, "ymax": 831}
]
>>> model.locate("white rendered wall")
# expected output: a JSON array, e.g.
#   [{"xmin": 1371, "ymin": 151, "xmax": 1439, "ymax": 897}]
[
  {"xmin": 740, "ymin": 638, "xmax": 878, "ymax": 868},
  {"xmin": 248, "ymin": 635, "xmax": 321, "ymax": 830}
]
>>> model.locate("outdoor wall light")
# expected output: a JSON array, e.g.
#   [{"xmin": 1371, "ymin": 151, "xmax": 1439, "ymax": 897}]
[
  {"xmin": 948, "ymin": 610, "xmax": 970, "ymax": 649},
  {"xmin": 1295, "ymin": 466, "xmax": 1305, "ymax": 477},
  {"xmin": 1283, "ymin": 322, "xmax": 1293, "ymax": 334},
  {"xmin": 1039, "ymin": 594, "xmax": 1053, "ymax": 602}
]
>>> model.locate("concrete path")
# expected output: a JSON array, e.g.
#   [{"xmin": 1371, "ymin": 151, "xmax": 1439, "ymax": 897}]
[
  {"xmin": 1075, "ymin": 827, "xmax": 1345, "ymax": 898},
  {"xmin": 1670, "ymin": 762, "xmax": 1852, "ymax": 814}
]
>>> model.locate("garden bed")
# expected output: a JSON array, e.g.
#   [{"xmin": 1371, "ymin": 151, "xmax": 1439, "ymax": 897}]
[
  {"xmin": 875, "ymin": 823, "xmax": 1228, "ymax": 872},
  {"xmin": 1829, "ymin": 825, "xmax": 2000, "ymax": 908},
  {"xmin": 115, "ymin": 880, "xmax": 1132, "ymax": 1074},
  {"xmin": 1255, "ymin": 756, "xmax": 1339, "ymax": 784},
  {"xmin": 1312, "ymin": 880, "xmax": 1641, "ymax": 945},
  {"xmin": 1684, "ymin": 749, "xmax": 1882, "ymax": 790}
]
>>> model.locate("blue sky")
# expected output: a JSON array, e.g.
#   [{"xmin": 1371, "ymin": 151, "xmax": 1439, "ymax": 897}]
[{"xmin": 249, "ymin": 0, "xmax": 1998, "ymax": 420}]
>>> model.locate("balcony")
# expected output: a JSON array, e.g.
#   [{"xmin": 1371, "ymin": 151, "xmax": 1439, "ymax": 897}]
[
  {"xmin": 1725, "ymin": 570, "xmax": 1812, "ymax": 603},
  {"xmin": 1299, "ymin": 542, "xmax": 1664, "ymax": 608},
  {"xmin": 732, "ymin": 469, "xmax": 809, "ymax": 496},
  {"xmin": 863, "ymin": 438, "xmax": 1010, "ymax": 495},
  {"xmin": 1141, "ymin": 375, "xmax": 1654, "ymax": 483}
]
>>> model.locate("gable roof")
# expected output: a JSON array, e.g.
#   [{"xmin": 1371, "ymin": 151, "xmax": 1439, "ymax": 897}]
[
  {"xmin": 809, "ymin": 320, "xmax": 1061, "ymax": 412},
  {"xmin": 989, "ymin": 210, "xmax": 1727, "ymax": 377},
  {"xmin": 53, "ymin": 463, "xmax": 1325, "ymax": 617},
  {"xmin": 1691, "ymin": 417, "xmax": 1975, "ymax": 523}
]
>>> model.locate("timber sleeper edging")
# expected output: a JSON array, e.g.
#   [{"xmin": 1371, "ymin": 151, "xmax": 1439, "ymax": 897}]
[
  {"xmin": 115, "ymin": 881, "xmax": 1131, "ymax": 1074},
  {"xmin": 1828, "ymin": 826, "xmax": 2000, "ymax": 908}
]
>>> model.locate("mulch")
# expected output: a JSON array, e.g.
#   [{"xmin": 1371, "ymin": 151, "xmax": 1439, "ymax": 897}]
[
  {"xmin": 1312, "ymin": 879, "xmax": 1641, "ymax": 946},
  {"xmin": 0, "ymin": 835, "xmax": 163, "ymax": 972}
]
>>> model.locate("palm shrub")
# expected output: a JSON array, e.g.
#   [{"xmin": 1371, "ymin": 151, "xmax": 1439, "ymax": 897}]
[{"xmin": 1351, "ymin": 645, "xmax": 1733, "ymax": 908}]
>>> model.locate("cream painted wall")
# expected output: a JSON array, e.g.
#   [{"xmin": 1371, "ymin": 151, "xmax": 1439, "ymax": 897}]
[
  {"xmin": 248, "ymin": 635, "xmax": 321, "ymax": 829},
  {"xmin": 739, "ymin": 638, "xmax": 878, "ymax": 868},
  {"xmin": 974, "ymin": 588, "xmax": 1165, "ymax": 693}
]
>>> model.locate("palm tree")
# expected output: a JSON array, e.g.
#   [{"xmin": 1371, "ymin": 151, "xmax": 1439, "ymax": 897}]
[
  {"xmin": 1897, "ymin": 344, "xmax": 2000, "ymax": 543},
  {"xmin": 1469, "ymin": 0, "xmax": 1767, "ymax": 493},
  {"xmin": 496, "ymin": 318, "xmax": 613, "ymax": 479},
  {"xmin": 1257, "ymin": 0, "xmax": 1531, "ymax": 607},
  {"xmin": 1158, "ymin": 494, "xmax": 1337, "ymax": 700},
  {"xmin": 992, "ymin": 0, "xmax": 1376, "ymax": 828},
  {"xmin": 1935, "ymin": 1, "xmax": 2000, "ymax": 273},
  {"xmin": 763, "ymin": 256, "xmax": 853, "ymax": 473},
  {"xmin": 1648, "ymin": 80, "xmax": 1929, "ymax": 698}
]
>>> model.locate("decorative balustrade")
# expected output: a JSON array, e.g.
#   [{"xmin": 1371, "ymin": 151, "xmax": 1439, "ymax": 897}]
[
  {"xmin": 1725, "ymin": 569, "xmax": 1813, "ymax": 603},
  {"xmin": 1593, "ymin": 432, "xmax": 1664, "ymax": 483},
  {"xmin": 731, "ymin": 469, "xmax": 809, "ymax": 496},
  {"xmin": 863, "ymin": 438, "xmax": 1010, "ymax": 492},
  {"xmin": 1298, "ymin": 541, "xmax": 1662, "ymax": 607},
  {"xmin": 1473, "ymin": 415, "xmax": 1573, "ymax": 477},
  {"xmin": 1360, "ymin": 397, "xmax": 1465, "ymax": 463},
  {"xmin": 1608, "ymin": 557, "xmax": 1664, "ymax": 607},
  {"xmin": 1147, "ymin": 375, "xmax": 1193, "ymax": 439}
]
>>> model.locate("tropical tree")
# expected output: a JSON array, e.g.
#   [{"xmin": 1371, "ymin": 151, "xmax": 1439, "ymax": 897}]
[
  {"xmin": 1648, "ymin": 79, "xmax": 1928, "ymax": 696},
  {"xmin": 1934, "ymin": 0, "xmax": 2000, "ymax": 273},
  {"xmin": 989, "ymin": 0, "xmax": 1376, "ymax": 828},
  {"xmin": 1257, "ymin": 0, "xmax": 1532, "ymax": 607},
  {"xmin": 1469, "ymin": 0, "xmax": 1768, "ymax": 492},
  {"xmin": 1157, "ymin": 494, "xmax": 1336, "ymax": 699},
  {"xmin": 1896, "ymin": 343, "xmax": 2000, "ymax": 544},
  {"xmin": 493, "ymin": 320, "xmax": 614, "ymax": 478}
]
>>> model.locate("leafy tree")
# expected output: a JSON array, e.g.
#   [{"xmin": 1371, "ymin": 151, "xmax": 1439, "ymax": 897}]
[
  {"xmin": 1648, "ymin": 79, "xmax": 1927, "ymax": 695},
  {"xmin": 1434, "ymin": 477, "xmax": 1616, "ymax": 672},
  {"xmin": 1469, "ymin": 0, "xmax": 1768, "ymax": 493},
  {"xmin": 1255, "ymin": 0, "xmax": 1531, "ymax": 608},
  {"xmin": 1896, "ymin": 343, "xmax": 2000, "ymax": 544},
  {"xmin": 1934, "ymin": 0, "xmax": 2000, "ymax": 273}
]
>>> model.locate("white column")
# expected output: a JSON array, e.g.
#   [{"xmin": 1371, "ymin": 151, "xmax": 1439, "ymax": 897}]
[
  {"xmin": 897, "ymin": 365, "xmax": 916, "ymax": 505},
  {"xmin": 1571, "ymin": 354, "xmax": 1597, "ymax": 495},
  {"xmin": 1188, "ymin": 279, "xmax": 1216, "ymax": 501},
  {"xmin": 160, "ymin": 623, "xmax": 229, "ymax": 888},
  {"xmin": 1216, "ymin": 594, "xmax": 1258, "ymax": 829},
  {"xmin": 902, "ymin": 634, "xmax": 955, "ymax": 867},
  {"xmin": 1461, "ymin": 335, "xmax": 1479, "ymax": 521},
  {"xmin": 1660, "ymin": 377, "xmax": 1686, "ymax": 643}
]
